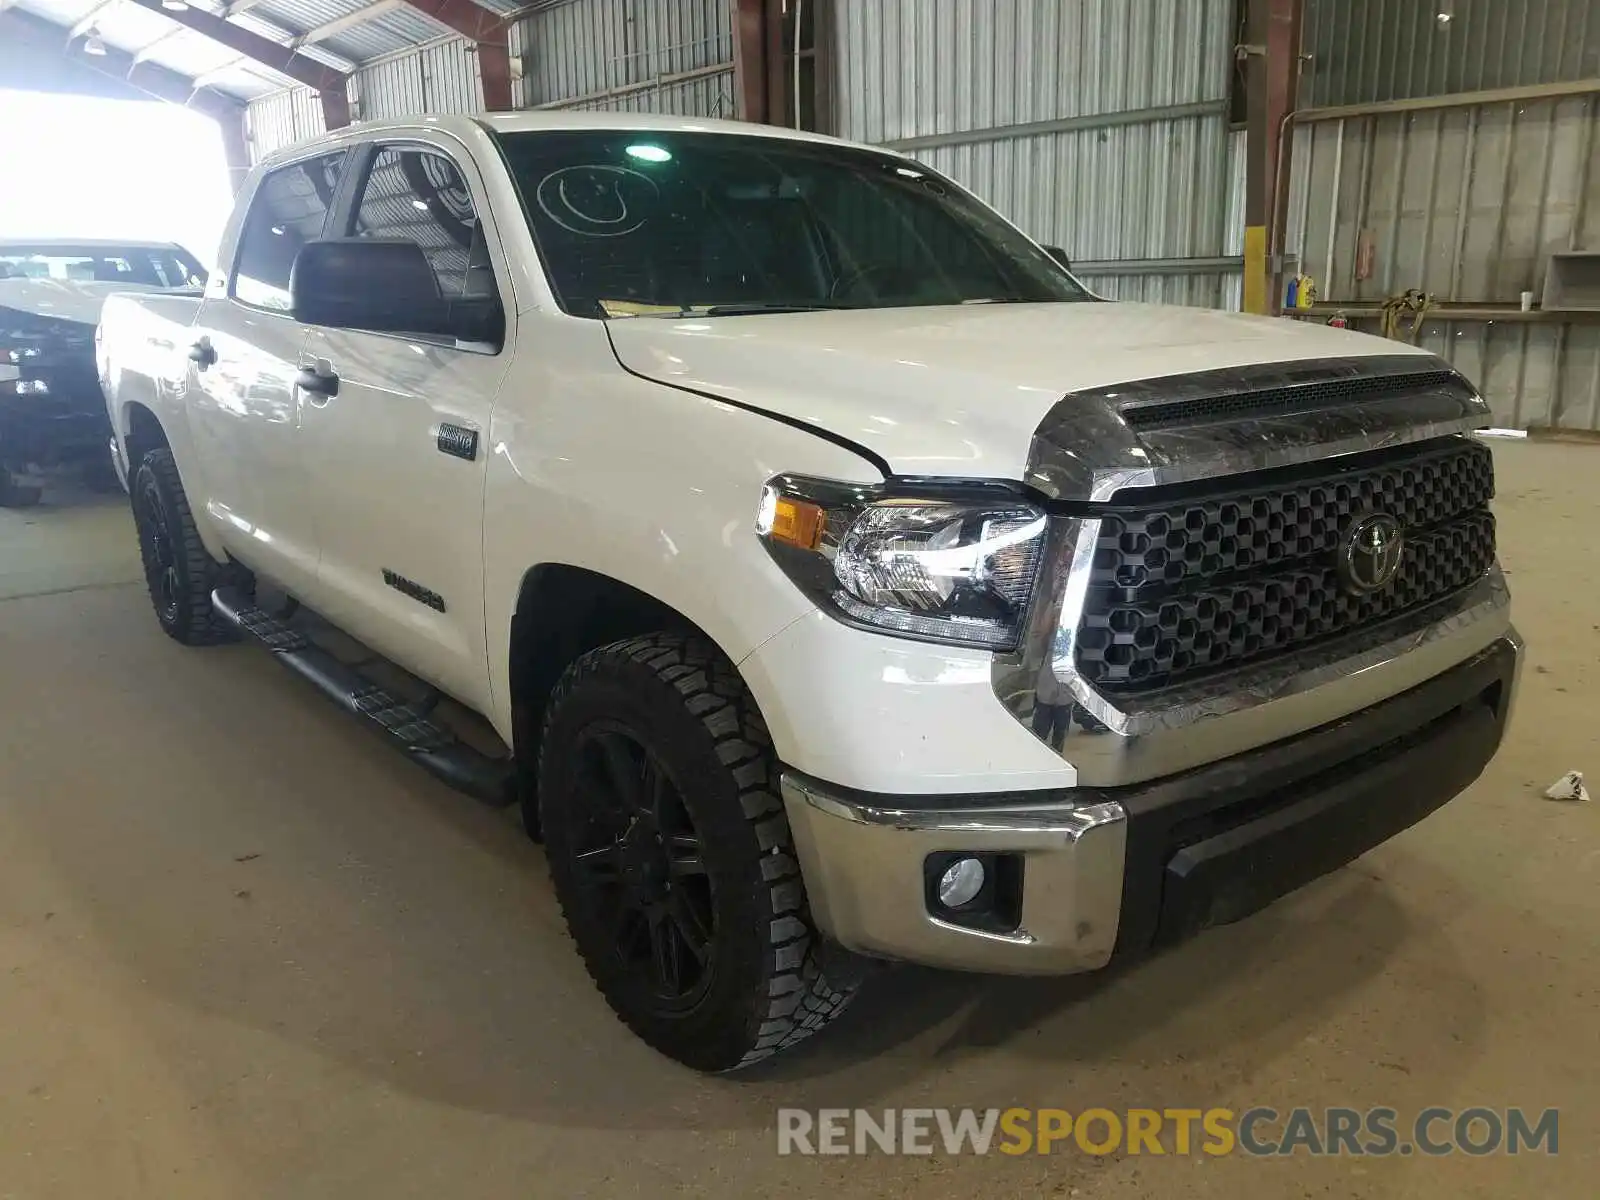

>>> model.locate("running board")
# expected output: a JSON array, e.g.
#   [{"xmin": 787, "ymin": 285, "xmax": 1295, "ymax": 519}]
[{"xmin": 212, "ymin": 587, "xmax": 515, "ymax": 807}]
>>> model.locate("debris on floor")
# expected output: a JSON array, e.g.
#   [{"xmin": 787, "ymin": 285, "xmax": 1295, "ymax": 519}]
[{"xmin": 1543, "ymin": 771, "xmax": 1590, "ymax": 802}]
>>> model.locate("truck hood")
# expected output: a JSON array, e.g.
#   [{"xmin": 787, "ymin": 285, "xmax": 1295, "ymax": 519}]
[
  {"xmin": 0, "ymin": 278, "xmax": 187, "ymax": 328},
  {"xmin": 605, "ymin": 302, "xmax": 1431, "ymax": 480}
]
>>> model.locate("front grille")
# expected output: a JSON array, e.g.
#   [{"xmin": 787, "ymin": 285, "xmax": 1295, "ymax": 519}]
[{"xmin": 1075, "ymin": 438, "xmax": 1496, "ymax": 692}]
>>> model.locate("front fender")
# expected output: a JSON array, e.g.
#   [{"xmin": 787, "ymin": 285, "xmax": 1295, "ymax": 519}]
[{"xmin": 481, "ymin": 327, "xmax": 883, "ymax": 744}]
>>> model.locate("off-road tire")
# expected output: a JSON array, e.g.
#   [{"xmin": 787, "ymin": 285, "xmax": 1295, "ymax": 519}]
[
  {"xmin": 539, "ymin": 632, "xmax": 862, "ymax": 1071},
  {"xmin": 0, "ymin": 470, "xmax": 42, "ymax": 508},
  {"xmin": 130, "ymin": 448, "xmax": 236, "ymax": 645}
]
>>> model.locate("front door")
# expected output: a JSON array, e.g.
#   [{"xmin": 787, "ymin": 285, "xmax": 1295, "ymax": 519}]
[
  {"xmin": 185, "ymin": 150, "xmax": 349, "ymax": 596},
  {"xmin": 295, "ymin": 141, "xmax": 511, "ymax": 712}
]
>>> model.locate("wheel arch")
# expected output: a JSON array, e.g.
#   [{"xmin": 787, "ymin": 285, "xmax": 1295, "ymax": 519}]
[
  {"xmin": 507, "ymin": 564, "xmax": 755, "ymax": 820},
  {"xmin": 117, "ymin": 398, "xmax": 227, "ymax": 563},
  {"xmin": 122, "ymin": 401, "xmax": 170, "ymax": 468}
]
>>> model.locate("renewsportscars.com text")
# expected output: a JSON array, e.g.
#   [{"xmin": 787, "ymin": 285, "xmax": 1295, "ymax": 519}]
[{"xmin": 776, "ymin": 1106, "xmax": 1559, "ymax": 1157}]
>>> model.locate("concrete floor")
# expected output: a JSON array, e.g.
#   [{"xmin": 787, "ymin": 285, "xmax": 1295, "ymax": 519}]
[{"xmin": 0, "ymin": 444, "xmax": 1595, "ymax": 1199}]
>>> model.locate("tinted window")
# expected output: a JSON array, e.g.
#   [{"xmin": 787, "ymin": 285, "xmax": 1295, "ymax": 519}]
[
  {"xmin": 349, "ymin": 147, "xmax": 503, "ymax": 346},
  {"xmin": 233, "ymin": 152, "xmax": 345, "ymax": 311},
  {"xmin": 491, "ymin": 130, "xmax": 1090, "ymax": 318}
]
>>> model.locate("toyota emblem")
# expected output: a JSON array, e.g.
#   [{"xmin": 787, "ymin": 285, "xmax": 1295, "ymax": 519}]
[{"xmin": 1339, "ymin": 513, "xmax": 1405, "ymax": 594}]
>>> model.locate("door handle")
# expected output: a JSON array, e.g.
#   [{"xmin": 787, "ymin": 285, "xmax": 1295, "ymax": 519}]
[
  {"xmin": 296, "ymin": 365, "xmax": 340, "ymax": 399},
  {"xmin": 188, "ymin": 338, "xmax": 216, "ymax": 369}
]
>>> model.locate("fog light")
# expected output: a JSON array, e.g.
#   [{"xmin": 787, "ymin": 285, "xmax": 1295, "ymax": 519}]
[{"xmin": 936, "ymin": 857, "xmax": 986, "ymax": 909}]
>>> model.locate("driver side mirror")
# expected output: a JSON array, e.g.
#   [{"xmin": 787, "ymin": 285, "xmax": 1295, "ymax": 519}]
[
  {"xmin": 290, "ymin": 239, "xmax": 454, "ymax": 338},
  {"xmin": 1042, "ymin": 245, "xmax": 1072, "ymax": 271}
]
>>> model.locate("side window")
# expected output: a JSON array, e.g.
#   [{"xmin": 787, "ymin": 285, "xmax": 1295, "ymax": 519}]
[
  {"xmin": 350, "ymin": 146, "xmax": 504, "ymax": 347},
  {"xmin": 233, "ymin": 152, "xmax": 346, "ymax": 311}
]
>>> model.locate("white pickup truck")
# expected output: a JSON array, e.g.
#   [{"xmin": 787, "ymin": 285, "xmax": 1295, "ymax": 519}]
[{"xmin": 97, "ymin": 112, "xmax": 1520, "ymax": 1072}]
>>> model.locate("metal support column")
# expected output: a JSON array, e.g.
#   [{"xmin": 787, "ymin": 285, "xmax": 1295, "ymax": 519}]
[{"xmin": 1244, "ymin": 0, "xmax": 1302, "ymax": 314}]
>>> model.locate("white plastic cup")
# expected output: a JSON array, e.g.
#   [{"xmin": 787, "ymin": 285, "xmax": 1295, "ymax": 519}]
[{"xmin": 1521, "ymin": 290, "xmax": 1535, "ymax": 312}]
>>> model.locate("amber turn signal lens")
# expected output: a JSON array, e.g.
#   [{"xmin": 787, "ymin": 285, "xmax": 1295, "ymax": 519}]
[{"xmin": 769, "ymin": 496, "xmax": 826, "ymax": 550}]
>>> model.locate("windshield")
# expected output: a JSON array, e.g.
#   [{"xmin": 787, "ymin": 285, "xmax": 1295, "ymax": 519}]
[
  {"xmin": 492, "ymin": 130, "xmax": 1091, "ymax": 318},
  {"xmin": 0, "ymin": 244, "xmax": 205, "ymax": 289}
]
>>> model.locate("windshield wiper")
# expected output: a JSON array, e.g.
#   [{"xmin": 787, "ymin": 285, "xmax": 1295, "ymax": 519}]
[{"xmin": 700, "ymin": 302, "xmax": 850, "ymax": 317}]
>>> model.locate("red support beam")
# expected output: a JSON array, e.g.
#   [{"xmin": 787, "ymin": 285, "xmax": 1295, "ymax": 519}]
[
  {"xmin": 1243, "ymin": 0, "xmax": 1303, "ymax": 314},
  {"xmin": 398, "ymin": 0, "xmax": 515, "ymax": 110},
  {"xmin": 762, "ymin": 0, "xmax": 784, "ymax": 126},
  {"xmin": 319, "ymin": 82, "xmax": 352, "ymax": 130},
  {"xmin": 1264, "ymin": 0, "xmax": 1304, "ymax": 313},
  {"xmin": 730, "ymin": 0, "xmax": 766, "ymax": 122},
  {"xmin": 122, "ymin": 0, "xmax": 349, "ymax": 101},
  {"xmin": 400, "ymin": 0, "xmax": 507, "ymax": 41}
]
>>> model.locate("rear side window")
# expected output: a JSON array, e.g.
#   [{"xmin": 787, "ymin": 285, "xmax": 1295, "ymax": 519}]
[
  {"xmin": 348, "ymin": 146, "xmax": 504, "ymax": 347},
  {"xmin": 233, "ymin": 151, "xmax": 346, "ymax": 311}
]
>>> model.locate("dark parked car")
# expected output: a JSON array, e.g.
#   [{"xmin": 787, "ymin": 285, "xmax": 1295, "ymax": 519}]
[{"xmin": 0, "ymin": 238, "xmax": 204, "ymax": 505}]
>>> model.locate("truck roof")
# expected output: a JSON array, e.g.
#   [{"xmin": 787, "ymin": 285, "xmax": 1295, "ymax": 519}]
[{"xmin": 259, "ymin": 110, "xmax": 894, "ymax": 168}]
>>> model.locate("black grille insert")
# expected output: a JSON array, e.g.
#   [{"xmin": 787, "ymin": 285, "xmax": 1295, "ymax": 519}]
[{"xmin": 1075, "ymin": 438, "xmax": 1496, "ymax": 692}]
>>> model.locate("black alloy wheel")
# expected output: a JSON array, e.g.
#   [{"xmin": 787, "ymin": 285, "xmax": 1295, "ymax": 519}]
[
  {"xmin": 129, "ymin": 448, "xmax": 235, "ymax": 645},
  {"xmin": 568, "ymin": 722, "xmax": 716, "ymax": 1009},
  {"xmin": 135, "ymin": 468, "xmax": 181, "ymax": 627},
  {"xmin": 539, "ymin": 634, "xmax": 865, "ymax": 1071}
]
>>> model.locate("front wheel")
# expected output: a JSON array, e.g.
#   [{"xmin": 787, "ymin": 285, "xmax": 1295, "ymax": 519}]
[
  {"xmin": 130, "ymin": 448, "xmax": 235, "ymax": 645},
  {"xmin": 539, "ymin": 633, "xmax": 862, "ymax": 1071}
]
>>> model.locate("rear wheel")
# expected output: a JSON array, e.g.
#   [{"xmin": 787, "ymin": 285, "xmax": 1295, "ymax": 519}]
[
  {"xmin": 130, "ymin": 449, "xmax": 235, "ymax": 645},
  {"xmin": 539, "ymin": 633, "xmax": 862, "ymax": 1071}
]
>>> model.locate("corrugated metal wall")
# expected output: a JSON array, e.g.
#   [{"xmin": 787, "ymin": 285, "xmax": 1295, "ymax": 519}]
[
  {"xmin": 245, "ymin": 0, "xmax": 735, "ymax": 161},
  {"xmin": 511, "ymin": 0, "xmax": 733, "ymax": 108},
  {"xmin": 549, "ymin": 67, "xmax": 735, "ymax": 116},
  {"xmin": 244, "ymin": 85, "xmax": 327, "ymax": 161},
  {"xmin": 1287, "ymin": 0, "xmax": 1600, "ymax": 430},
  {"xmin": 831, "ymin": 0, "xmax": 1243, "ymax": 308},
  {"xmin": 245, "ymin": 38, "xmax": 482, "ymax": 161},
  {"xmin": 1302, "ymin": 0, "xmax": 1600, "ymax": 107},
  {"xmin": 1286, "ymin": 93, "xmax": 1600, "ymax": 429},
  {"xmin": 1287, "ymin": 96, "xmax": 1600, "ymax": 304},
  {"xmin": 1370, "ymin": 318, "xmax": 1600, "ymax": 431},
  {"xmin": 353, "ymin": 38, "xmax": 482, "ymax": 119}
]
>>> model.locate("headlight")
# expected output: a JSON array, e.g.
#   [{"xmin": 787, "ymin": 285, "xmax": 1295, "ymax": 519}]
[{"xmin": 756, "ymin": 475, "xmax": 1048, "ymax": 650}]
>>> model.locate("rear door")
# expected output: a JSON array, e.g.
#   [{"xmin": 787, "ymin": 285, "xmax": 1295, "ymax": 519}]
[
  {"xmin": 295, "ymin": 138, "xmax": 512, "ymax": 712},
  {"xmin": 186, "ymin": 150, "xmax": 347, "ymax": 596}
]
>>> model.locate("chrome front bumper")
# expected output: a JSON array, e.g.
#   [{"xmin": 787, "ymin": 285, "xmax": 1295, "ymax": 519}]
[
  {"xmin": 782, "ymin": 775, "xmax": 1128, "ymax": 973},
  {"xmin": 783, "ymin": 630, "xmax": 1522, "ymax": 975}
]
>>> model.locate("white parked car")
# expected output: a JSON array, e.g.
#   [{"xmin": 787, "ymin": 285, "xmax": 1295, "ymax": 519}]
[
  {"xmin": 96, "ymin": 112, "xmax": 1520, "ymax": 1071},
  {"xmin": 0, "ymin": 238, "xmax": 204, "ymax": 505}
]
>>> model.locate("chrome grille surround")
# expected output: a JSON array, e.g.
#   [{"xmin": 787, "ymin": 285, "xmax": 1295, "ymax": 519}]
[{"xmin": 992, "ymin": 353, "xmax": 1513, "ymax": 788}]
